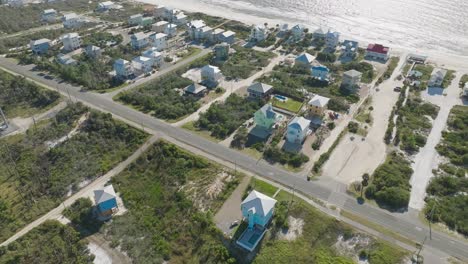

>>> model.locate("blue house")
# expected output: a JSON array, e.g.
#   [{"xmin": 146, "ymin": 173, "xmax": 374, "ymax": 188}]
[
  {"xmin": 30, "ymin": 39, "xmax": 51, "ymax": 55},
  {"xmin": 311, "ymin": 65, "xmax": 330, "ymax": 82},
  {"xmin": 93, "ymin": 185, "xmax": 118, "ymax": 217},
  {"xmin": 237, "ymin": 190, "xmax": 277, "ymax": 251}
]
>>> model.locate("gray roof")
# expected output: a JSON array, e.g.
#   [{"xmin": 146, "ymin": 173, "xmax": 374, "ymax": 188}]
[
  {"xmin": 344, "ymin": 69, "xmax": 362, "ymax": 78},
  {"xmin": 248, "ymin": 82, "xmax": 273, "ymax": 94},
  {"xmin": 288, "ymin": 116, "xmax": 311, "ymax": 131},
  {"xmin": 94, "ymin": 185, "xmax": 116, "ymax": 204},
  {"xmin": 241, "ymin": 190, "xmax": 277, "ymax": 217},
  {"xmin": 295, "ymin": 53, "xmax": 315, "ymax": 65},
  {"xmin": 184, "ymin": 83, "xmax": 207, "ymax": 94},
  {"xmin": 308, "ymin": 95, "xmax": 330, "ymax": 107},
  {"xmin": 31, "ymin": 38, "xmax": 51, "ymax": 45}
]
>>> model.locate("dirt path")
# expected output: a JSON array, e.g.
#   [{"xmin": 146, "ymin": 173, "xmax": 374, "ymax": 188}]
[
  {"xmin": 46, "ymin": 113, "xmax": 88, "ymax": 149},
  {"xmin": 87, "ymin": 234, "xmax": 131, "ymax": 264},
  {"xmin": 408, "ymin": 72, "xmax": 464, "ymax": 210},
  {"xmin": 172, "ymin": 54, "xmax": 285, "ymax": 127},
  {"xmin": 0, "ymin": 135, "xmax": 159, "ymax": 247}
]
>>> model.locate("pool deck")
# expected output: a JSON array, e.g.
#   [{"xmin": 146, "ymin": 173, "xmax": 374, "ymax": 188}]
[{"xmin": 236, "ymin": 225, "xmax": 267, "ymax": 252}]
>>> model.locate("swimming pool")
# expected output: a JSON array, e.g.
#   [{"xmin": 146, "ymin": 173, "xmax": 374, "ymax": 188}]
[{"xmin": 274, "ymin": 95, "xmax": 288, "ymax": 102}]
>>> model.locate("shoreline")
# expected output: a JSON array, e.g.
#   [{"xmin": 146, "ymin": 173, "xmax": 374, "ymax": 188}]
[{"xmin": 138, "ymin": 0, "xmax": 468, "ymax": 72}]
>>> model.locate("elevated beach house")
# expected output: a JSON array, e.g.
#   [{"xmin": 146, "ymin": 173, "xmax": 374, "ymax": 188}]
[
  {"xmin": 295, "ymin": 52, "xmax": 316, "ymax": 67},
  {"xmin": 286, "ymin": 116, "xmax": 311, "ymax": 144},
  {"xmin": 247, "ymin": 82, "xmax": 273, "ymax": 100},
  {"xmin": 366, "ymin": 43, "xmax": 390, "ymax": 61},
  {"xmin": 308, "ymin": 94, "xmax": 330, "ymax": 116},
  {"xmin": 94, "ymin": 185, "xmax": 118, "ymax": 217}
]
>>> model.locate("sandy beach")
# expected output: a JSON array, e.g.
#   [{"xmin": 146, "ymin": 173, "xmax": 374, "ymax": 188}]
[{"xmin": 138, "ymin": 0, "xmax": 468, "ymax": 72}]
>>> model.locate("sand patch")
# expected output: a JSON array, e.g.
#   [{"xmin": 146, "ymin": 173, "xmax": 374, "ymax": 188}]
[{"xmin": 277, "ymin": 216, "xmax": 304, "ymax": 241}]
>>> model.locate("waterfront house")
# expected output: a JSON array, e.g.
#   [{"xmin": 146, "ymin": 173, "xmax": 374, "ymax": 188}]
[
  {"xmin": 174, "ymin": 12, "xmax": 188, "ymax": 25},
  {"xmin": 85, "ymin": 45, "xmax": 102, "ymax": 58},
  {"xmin": 342, "ymin": 70, "xmax": 362, "ymax": 92},
  {"xmin": 57, "ymin": 53, "xmax": 77, "ymax": 66},
  {"xmin": 247, "ymin": 82, "xmax": 273, "ymax": 100},
  {"xmin": 94, "ymin": 185, "xmax": 118, "ymax": 217},
  {"xmin": 7, "ymin": 0, "xmax": 24, "ymax": 7},
  {"xmin": 201, "ymin": 65, "xmax": 222, "ymax": 87},
  {"xmin": 164, "ymin": 23, "xmax": 177, "ymax": 37},
  {"xmin": 463, "ymin": 83, "xmax": 468, "ymax": 97},
  {"xmin": 311, "ymin": 65, "xmax": 330, "ymax": 82},
  {"xmin": 295, "ymin": 52, "xmax": 316, "ymax": 67},
  {"xmin": 308, "ymin": 95, "xmax": 330, "ymax": 116},
  {"xmin": 184, "ymin": 83, "xmax": 208, "ymax": 97},
  {"xmin": 131, "ymin": 32, "xmax": 150, "ymax": 50},
  {"xmin": 341, "ymin": 40, "xmax": 359, "ymax": 58},
  {"xmin": 140, "ymin": 17, "xmax": 153, "ymax": 27},
  {"xmin": 219, "ymin": 30, "xmax": 236, "ymax": 44},
  {"xmin": 366, "ymin": 43, "xmax": 390, "ymax": 61},
  {"xmin": 291, "ymin": 24, "xmax": 305, "ymax": 40},
  {"xmin": 313, "ymin": 27, "xmax": 326, "ymax": 39},
  {"xmin": 62, "ymin": 13, "xmax": 82, "ymax": 29},
  {"xmin": 153, "ymin": 5, "xmax": 166, "ymax": 19},
  {"xmin": 249, "ymin": 24, "xmax": 267, "ymax": 42},
  {"xmin": 286, "ymin": 116, "xmax": 311, "ymax": 144},
  {"xmin": 254, "ymin": 103, "xmax": 282, "ymax": 131},
  {"xmin": 428, "ymin": 68, "xmax": 447, "ymax": 87},
  {"xmin": 214, "ymin": 43, "xmax": 230, "ymax": 61},
  {"xmin": 30, "ymin": 39, "xmax": 51, "ymax": 55},
  {"xmin": 149, "ymin": 33, "xmax": 167, "ymax": 51},
  {"xmin": 61, "ymin": 33, "xmax": 81, "ymax": 51},
  {"xmin": 128, "ymin": 14, "xmax": 143, "ymax": 26},
  {"xmin": 237, "ymin": 190, "xmax": 277, "ymax": 252},
  {"xmin": 201, "ymin": 26, "xmax": 214, "ymax": 41},
  {"xmin": 42, "ymin": 9, "xmax": 58, "ymax": 23},
  {"xmin": 213, "ymin": 28, "xmax": 225, "ymax": 42},
  {"xmin": 142, "ymin": 47, "xmax": 163, "ymax": 66},
  {"xmin": 188, "ymin": 20, "xmax": 206, "ymax": 40},
  {"xmin": 152, "ymin": 21, "xmax": 168, "ymax": 33},
  {"xmin": 114, "ymin": 58, "xmax": 133, "ymax": 79},
  {"xmin": 325, "ymin": 30, "xmax": 340, "ymax": 51},
  {"xmin": 97, "ymin": 1, "xmax": 118, "ymax": 12},
  {"xmin": 132, "ymin": 56, "xmax": 153, "ymax": 75}
]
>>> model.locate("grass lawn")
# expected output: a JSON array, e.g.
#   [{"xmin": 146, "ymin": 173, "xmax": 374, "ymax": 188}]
[
  {"xmin": 442, "ymin": 70, "xmax": 456, "ymax": 88},
  {"xmin": 182, "ymin": 121, "xmax": 222, "ymax": 142},
  {"xmin": 246, "ymin": 178, "xmax": 278, "ymax": 197},
  {"xmin": 271, "ymin": 97, "xmax": 304, "ymax": 113}
]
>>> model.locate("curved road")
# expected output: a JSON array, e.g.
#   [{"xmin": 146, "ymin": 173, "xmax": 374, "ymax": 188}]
[{"xmin": 0, "ymin": 57, "xmax": 467, "ymax": 261}]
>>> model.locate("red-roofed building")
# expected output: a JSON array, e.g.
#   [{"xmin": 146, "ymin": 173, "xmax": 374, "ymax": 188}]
[{"xmin": 366, "ymin": 43, "xmax": 390, "ymax": 61}]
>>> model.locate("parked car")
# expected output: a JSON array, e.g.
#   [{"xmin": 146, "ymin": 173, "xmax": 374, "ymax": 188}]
[{"xmin": 394, "ymin": 86, "xmax": 402, "ymax": 92}]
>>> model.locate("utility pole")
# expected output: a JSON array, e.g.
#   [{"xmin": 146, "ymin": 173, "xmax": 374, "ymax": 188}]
[{"xmin": 429, "ymin": 201, "xmax": 438, "ymax": 240}]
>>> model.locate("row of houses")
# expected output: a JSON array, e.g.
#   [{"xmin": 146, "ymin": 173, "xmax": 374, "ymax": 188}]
[
  {"xmin": 113, "ymin": 47, "xmax": 163, "ymax": 78},
  {"xmin": 30, "ymin": 31, "xmax": 81, "ymax": 54},
  {"xmin": 130, "ymin": 31, "xmax": 167, "ymax": 50},
  {"xmin": 187, "ymin": 19, "xmax": 236, "ymax": 44}
]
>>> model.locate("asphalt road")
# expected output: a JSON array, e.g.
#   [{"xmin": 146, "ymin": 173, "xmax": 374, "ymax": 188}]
[{"xmin": 0, "ymin": 57, "xmax": 467, "ymax": 261}]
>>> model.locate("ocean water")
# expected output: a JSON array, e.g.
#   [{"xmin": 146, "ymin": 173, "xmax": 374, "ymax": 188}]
[{"xmin": 147, "ymin": 0, "xmax": 468, "ymax": 56}]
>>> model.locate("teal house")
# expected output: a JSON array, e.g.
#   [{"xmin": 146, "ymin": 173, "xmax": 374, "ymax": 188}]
[
  {"xmin": 237, "ymin": 190, "xmax": 277, "ymax": 251},
  {"xmin": 254, "ymin": 104, "xmax": 282, "ymax": 130},
  {"xmin": 94, "ymin": 185, "xmax": 118, "ymax": 217}
]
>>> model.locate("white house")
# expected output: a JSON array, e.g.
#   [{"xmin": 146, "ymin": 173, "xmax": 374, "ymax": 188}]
[
  {"xmin": 201, "ymin": 65, "xmax": 222, "ymax": 87},
  {"xmin": 128, "ymin": 14, "xmax": 143, "ymax": 26},
  {"xmin": 97, "ymin": 1, "xmax": 115, "ymax": 11},
  {"xmin": 291, "ymin": 24, "xmax": 305, "ymax": 40},
  {"xmin": 295, "ymin": 53, "xmax": 316, "ymax": 67},
  {"xmin": 142, "ymin": 47, "xmax": 163, "ymax": 66},
  {"xmin": 85, "ymin": 45, "xmax": 102, "ymax": 58},
  {"xmin": 286, "ymin": 116, "xmax": 311, "ymax": 144},
  {"xmin": 188, "ymin": 20, "xmax": 206, "ymax": 40},
  {"xmin": 174, "ymin": 12, "xmax": 188, "ymax": 25},
  {"xmin": 308, "ymin": 95, "xmax": 330, "ymax": 116},
  {"xmin": 132, "ymin": 56, "xmax": 153, "ymax": 74},
  {"xmin": 62, "ymin": 13, "xmax": 82, "ymax": 29},
  {"xmin": 428, "ymin": 68, "xmax": 447, "ymax": 88},
  {"xmin": 219, "ymin": 30, "xmax": 236, "ymax": 44},
  {"xmin": 61, "ymin": 33, "xmax": 81, "ymax": 51},
  {"xmin": 250, "ymin": 24, "xmax": 267, "ymax": 42},
  {"xmin": 164, "ymin": 23, "xmax": 177, "ymax": 37},
  {"xmin": 114, "ymin": 59, "xmax": 133, "ymax": 79},
  {"xmin": 150, "ymin": 33, "xmax": 167, "ymax": 51},
  {"xmin": 42, "ymin": 9, "xmax": 58, "ymax": 23},
  {"xmin": 130, "ymin": 32, "xmax": 150, "ymax": 50},
  {"xmin": 325, "ymin": 31, "xmax": 340, "ymax": 50},
  {"xmin": 57, "ymin": 53, "xmax": 77, "ymax": 66},
  {"xmin": 152, "ymin": 21, "xmax": 168, "ymax": 33},
  {"xmin": 366, "ymin": 43, "xmax": 390, "ymax": 61}
]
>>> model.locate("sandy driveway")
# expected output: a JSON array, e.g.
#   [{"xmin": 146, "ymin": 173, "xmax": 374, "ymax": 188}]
[{"xmin": 408, "ymin": 72, "xmax": 464, "ymax": 210}]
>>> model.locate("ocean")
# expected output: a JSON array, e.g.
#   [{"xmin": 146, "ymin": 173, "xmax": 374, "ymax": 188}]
[{"xmin": 143, "ymin": 0, "xmax": 468, "ymax": 57}]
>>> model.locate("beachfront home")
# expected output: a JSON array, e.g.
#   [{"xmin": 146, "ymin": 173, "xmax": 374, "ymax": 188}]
[
  {"xmin": 42, "ymin": 9, "xmax": 58, "ymax": 23},
  {"xmin": 140, "ymin": 17, "xmax": 154, "ymax": 27},
  {"xmin": 237, "ymin": 190, "xmax": 277, "ymax": 252},
  {"xmin": 249, "ymin": 24, "xmax": 267, "ymax": 42},
  {"xmin": 150, "ymin": 33, "xmax": 167, "ymax": 51},
  {"xmin": 164, "ymin": 23, "xmax": 177, "ymax": 37},
  {"xmin": 85, "ymin": 45, "xmax": 102, "ymax": 58},
  {"xmin": 131, "ymin": 32, "xmax": 150, "ymax": 50},
  {"xmin": 325, "ymin": 30, "xmax": 340, "ymax": 51},
  {"xmin": 254, "ymin": 103, "xmax": 282, "ymax": 131},
  {"xmin": 311, "ymin": 65, "xmax": 330, "ymax": 82},
  {"xmin": 291, "ymin": 24, "xmax": 305, "ymax": 40},
  {"xmin": 342, "ymin": 70, "xmax": 362, "ymax": 92},
  {"xmin": 214, "ymin": 43, "xmax": 230, "ymax": 61},
  {"xmin": 30, "ymin": 39, "xmax": 51, "ymax": 55},
  {"xmin": 142, "ymin": 47, "xmax": 163, "ymax": 66},
  {"xmin": 341, "ymin": 40, "xmax": 359, "ymax": 58},
  {"xmin": 295, "ymin": 53, "xmax": 316, "ymax": 67},
  {"xmin": 153, "ymin": 5, "xmax": 166, "ymax": 19},
  {"xmin": 184, "ymin": 83, "xmax": 208, "ymax": 97},
  {"xmin": 132, "ymin": 56, "xmax": 153, "ymax": 75},
  {"xmin": 201, "ymin": 26, "xmax": 214, "ymax": 41},
  {"xmin": 114, "ymin": 58, "xmax": 133, "ymax": 79},
  {"xmin": 366, "ymin": 43, "xmax": 390, "ymax": 61},
  {"xmin": 174, "ymin": 12, "xmax": 188, "ymax": 25},
  {"xmin": 188, "ymin": 20, "xmax": 206, "ymax": 40},
  {"xmin": 94, "ymin": 185, "xmax": 118, "ymax": 217},
  {"xmin": 201, "ymin": 65, "xmax": 222, "ymax": 87},
  {"xmin": 57, "ymin": 53, "xmax": 77, "ymax": 66},
  {"xmin": 97, "ymin": 1, "xmax": 119, "ymax": 11},
  {"xmin": 61, "ymin": 33, "xmax": 81, "ymax": 51},
  {"xmin": 218, "ymin": 30, "xmax": 236, "ymax": 44},
  {"xmin": 313, "ymin": 27, "xmax": 326, "ymax": 39},
  {"xmin": 152, "ymin": 21, "xmax": 168, "ymax": 33},
  {"xmin": 308, "ymin": 95, "xmax": 330, "ymax": 116},
  {"xmin": 62, "ymin": 13, "xmax": 82, "ymax": 29},
  {"xmin": 463, "ymin": 83, "xmax": 468, "ymax": 97},
  {"xmin": 7, "ymin": 0, "xmax": 24, "ymax": 7},
  {"xmin": 428, "ymin": 68, "xmax": 447, "ymax": 87},
  {"xmin": 128, "ymin": 14, "xmax": 143, "ymax": 26},
  {"xmin": 286, "ymin": 116, "xmax": 311, "ymax": 144},
  {"xmin": 408, "ymin": 70, "xmax": 423, "ymax": 79},
  {"xmin": 247, "ymin": 82, "xmax": 273, "ymax": 100}
]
